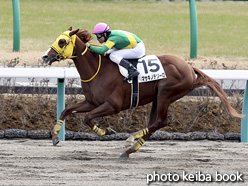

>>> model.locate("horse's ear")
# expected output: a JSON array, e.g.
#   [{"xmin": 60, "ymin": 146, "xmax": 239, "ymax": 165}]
[
  {"xmin": 68, "ymin": 27, "xmax": 72, "ymax": 31},
  {"xmin": 69, "ymin": 29, "xmax": 79, "ymax": 37}
]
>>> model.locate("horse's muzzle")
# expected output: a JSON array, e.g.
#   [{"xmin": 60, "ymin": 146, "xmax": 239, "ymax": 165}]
[
  {"xmin": 42, "ymin": 54, "xmax": 54, "ymax": 65},
  {"xmin": 42, "ymin": 54, "xmax": 49, "ymax": 63},
  {"xmin": 42, "ymin": 48, "xmax": 57, "ymax": 65}
]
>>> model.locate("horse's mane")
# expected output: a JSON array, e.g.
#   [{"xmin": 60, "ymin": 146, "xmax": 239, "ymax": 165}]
[{"xmin": 76, "ymin": 29, "xmax": 93, "ymax": 43}]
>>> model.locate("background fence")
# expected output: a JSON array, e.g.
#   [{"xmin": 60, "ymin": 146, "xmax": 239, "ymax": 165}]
[{"xmin": 0, "ymin": 67, "xmax": 248, "ymax": 141}]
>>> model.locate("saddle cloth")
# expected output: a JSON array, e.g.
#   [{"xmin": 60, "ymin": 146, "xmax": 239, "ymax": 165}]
[{"xmin": 119, "ymin": 55, "xmax": 166, "ymax": 83}]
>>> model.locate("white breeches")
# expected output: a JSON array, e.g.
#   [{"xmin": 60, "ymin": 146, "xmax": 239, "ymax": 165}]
[{"xmin": 108, "ymin": 41, "xmax": 145, "ymax": 64}]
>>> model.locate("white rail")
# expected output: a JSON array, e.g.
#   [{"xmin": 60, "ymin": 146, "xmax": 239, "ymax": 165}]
[
  {"xmin": 0, "ymin": 67, "xmax": 80, "ymax": 79},
  {"xmin": 201, "ymin": 70, "xmax": 248, "ymax": 80}
]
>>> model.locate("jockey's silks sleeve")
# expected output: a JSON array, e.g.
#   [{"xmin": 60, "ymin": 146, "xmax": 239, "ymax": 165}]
[
  {"xmin": 89, "ymin": 45, "xmax": 109, "ymax": 54},
  {"xmin": 89, "ymin": 30, "xmax": 142, "ymax": 55}
]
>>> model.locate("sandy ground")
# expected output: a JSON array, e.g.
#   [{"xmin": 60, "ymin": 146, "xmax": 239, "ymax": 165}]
[{"xmin": 0, "ymin": 139, "xmax": 248, "ymax": 186}]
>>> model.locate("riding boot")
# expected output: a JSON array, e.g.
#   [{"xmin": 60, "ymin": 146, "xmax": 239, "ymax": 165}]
[{"xmin": 119, "ymin": 59, "xmax": 140, "ymax": 80}]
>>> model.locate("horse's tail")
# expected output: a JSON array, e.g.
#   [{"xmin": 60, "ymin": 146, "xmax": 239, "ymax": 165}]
[{"xmin": 192, "ymin": 67, "xmax": 243, "ymax": 119}]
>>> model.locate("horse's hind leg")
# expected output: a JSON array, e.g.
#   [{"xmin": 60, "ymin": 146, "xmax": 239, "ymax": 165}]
[
  {"xmin": 121, "ymin": 84, "xmax": 193, "ymax": 157},
  {"xmin": 125, "ymin": 98, "xmax": 158, "ymax": 147},
  {"xmin": 121, "ymin": 98, "xmax": 170, "ymax": 158}
]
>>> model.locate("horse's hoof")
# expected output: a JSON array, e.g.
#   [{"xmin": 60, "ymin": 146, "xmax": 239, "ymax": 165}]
[
  {"xmin": 106, "ymin": 127, "xmax": 117, "ymax": 135},
  {"xmin": 52, "ymin": 137, "xmax": 60, "ymax": 146},
  {"xmin": 120, "ymin": 153, "xmax": 129, "ymax": 158}
]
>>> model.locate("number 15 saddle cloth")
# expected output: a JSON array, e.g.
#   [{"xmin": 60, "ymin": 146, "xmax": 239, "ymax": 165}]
[
  {"xmin": 118, "ymin": 55, "xmax": 166, "ymax": 84},
  {"xmin": 118, "ymin": 55, "xmax": 167, "ymax": 108}
]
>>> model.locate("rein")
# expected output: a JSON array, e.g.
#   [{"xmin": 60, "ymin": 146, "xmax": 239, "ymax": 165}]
[
  {"xmin": 81, "ymin": 54, "xmax": 101, "ymax": 83},
  {"xmin": 72, "ymin": 46, "xmax": 88, "ymax": 59},
  {"xmin": 71, "ymin": 46, "xmax": 101, "ymax": 83}
]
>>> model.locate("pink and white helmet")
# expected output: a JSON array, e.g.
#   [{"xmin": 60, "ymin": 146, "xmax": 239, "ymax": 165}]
[{"xmin": 92, "ymin": 23, "xmax": 111, "ymax": 34}]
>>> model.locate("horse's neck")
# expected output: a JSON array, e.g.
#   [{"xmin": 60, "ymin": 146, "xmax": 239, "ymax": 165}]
[
  {"xmin": 73, "ymin": 52, "xmax": 96, "ymax": 79},
  {"xmin": 72, "ymin": 39, "xmax": 116, "ymax": 83},
  {"xmin": 73, "ymin": 51, "xmax": 113, "ymax": 83}
]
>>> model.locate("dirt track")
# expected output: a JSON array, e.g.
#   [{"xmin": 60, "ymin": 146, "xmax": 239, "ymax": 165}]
[{"xmin": 0, "ymin": 139, "xmax": 248, "ymax": 186}]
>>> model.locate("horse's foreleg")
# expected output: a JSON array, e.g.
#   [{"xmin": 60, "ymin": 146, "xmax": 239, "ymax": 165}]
[
  {"xmin": 84, "ymin": 101, "xmax": 119, "ymax": 136},
  {"xmin": 52, "ymin": 100, "xmax": 96, "ymax": 145}
]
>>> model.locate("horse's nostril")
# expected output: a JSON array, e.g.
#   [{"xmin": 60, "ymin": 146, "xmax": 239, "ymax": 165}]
[{"xmin": 42, "ymin": 55, "xmax": 48, "ymax": 61}]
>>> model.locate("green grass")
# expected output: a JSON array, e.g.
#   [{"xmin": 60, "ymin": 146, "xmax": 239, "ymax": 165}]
[{"xmin": 1, "ymin": 0, "xmax": 248, "ymax": 59}]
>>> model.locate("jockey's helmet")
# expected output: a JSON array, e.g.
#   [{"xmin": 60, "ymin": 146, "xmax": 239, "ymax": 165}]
[{"xmin": 92, "ymin": 23, "xmax": 111, "ymax": 34}]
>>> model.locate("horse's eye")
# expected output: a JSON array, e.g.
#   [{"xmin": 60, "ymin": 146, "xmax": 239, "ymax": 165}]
[
  {"xmin": 58, "ymin": 39, "xmax": 66, "ymax": 48},
  {"xmin": 59, "ymin": 40, "xmax": 65, "ymax": 45}
]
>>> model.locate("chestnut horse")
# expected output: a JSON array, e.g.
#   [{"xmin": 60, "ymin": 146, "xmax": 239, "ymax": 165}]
[{"xmin": 42, "ymin": 28, "xmax": 242, "ymax": 158}]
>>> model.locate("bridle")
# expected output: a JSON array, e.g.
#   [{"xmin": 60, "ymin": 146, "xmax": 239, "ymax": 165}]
[{"xmin": 51, "ymin": 31, "xmax": 101, "ymax": 83}]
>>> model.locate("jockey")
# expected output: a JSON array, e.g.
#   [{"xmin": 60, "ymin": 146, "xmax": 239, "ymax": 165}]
[{"xmin": 86, "ymin": 22, "xmax": 146, "ymax": 80}]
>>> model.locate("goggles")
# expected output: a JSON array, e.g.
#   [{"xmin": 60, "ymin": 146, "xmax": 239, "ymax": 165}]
[{"xmin": 96, "ymin": 33, "xmax": 104, "ymax": 39}]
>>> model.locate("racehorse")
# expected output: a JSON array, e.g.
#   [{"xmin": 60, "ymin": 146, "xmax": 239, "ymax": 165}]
[{"xmin": 42, "ymin": 27, "xmax": 242, "ymax": 158}]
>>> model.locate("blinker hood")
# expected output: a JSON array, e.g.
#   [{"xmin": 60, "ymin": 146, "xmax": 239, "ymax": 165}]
[{"xmin": 51, "ymin": 31, "xmax": 76, "ymax": 61}]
